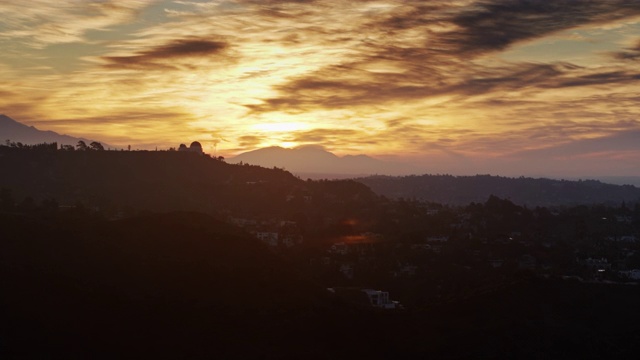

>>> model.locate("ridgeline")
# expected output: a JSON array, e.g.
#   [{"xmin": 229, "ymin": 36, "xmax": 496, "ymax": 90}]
[
  {"xmin": 357, "ymin": 174, "xmax": 640, "ymax": 207},
  {"xmin": 0, "ymin": 145, "xmax": 376, "ymax": 219}
]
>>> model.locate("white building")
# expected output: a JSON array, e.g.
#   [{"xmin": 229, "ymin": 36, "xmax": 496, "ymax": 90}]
[
  {"xmin": 362, "ymin": 289, "xmax": 397, "ymax": 309},
  {"xmin": 256, "ymin": 232, "xmax": 279, "ymax": 247}
]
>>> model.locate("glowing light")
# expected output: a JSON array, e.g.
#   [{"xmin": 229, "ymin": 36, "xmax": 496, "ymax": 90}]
[{"xmin": 252, "ymin": 122, "xmax": 310, "ymax": 133}]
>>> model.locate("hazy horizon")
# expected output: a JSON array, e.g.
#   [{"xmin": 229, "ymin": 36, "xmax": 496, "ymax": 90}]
[
  {"xmin": 3, "ymin": 113, "xmax": 640, "ymax": 184},
  {"xmin": 227, "ymin": 144, "xmax": 640, "ymax": 184}
]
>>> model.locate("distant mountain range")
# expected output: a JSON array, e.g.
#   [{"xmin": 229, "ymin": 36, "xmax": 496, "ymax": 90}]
[
  {"xmin": 356, "ymin": 174, "xmax": 640, "ymax": 207},
  {"xmin": 229, "ymin": 145, "xmax": 417, "ymax": 177},
  {"xmin": 0, "ymin": 114, "xmax": 112, "ymax": 148}
]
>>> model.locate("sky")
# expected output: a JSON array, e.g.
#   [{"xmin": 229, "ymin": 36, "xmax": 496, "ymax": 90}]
[{"xmin": 1, "ymin": 0, "xmax": 640, "ymax": 177}]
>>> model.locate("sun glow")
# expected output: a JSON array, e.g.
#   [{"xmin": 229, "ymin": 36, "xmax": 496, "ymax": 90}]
[
  {"xmin": 252, "ymin": 122, "xmax": 310, "ymax": 133},
  {"xmin": 279, "ymin": 141, "xmax": 299, "ymax": 148}
]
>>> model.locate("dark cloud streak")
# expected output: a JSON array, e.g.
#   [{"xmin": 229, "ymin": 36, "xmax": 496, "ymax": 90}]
[
  {"xmin": 612, "ymin": 39, "xmax": 640, "ymax": 61},
  {"xmin": 248, "ymin": 0, "xmax": 640, "ymax": 114},
  {"xmin": 248, "ymin": 60, "xmax": 640, "ymax": 113},
  {"xmin": 447, "ymin": 0, "xmax": 640, "ymax": 55},
  {"xmin": 102, "ymin": 38, "xmax": 229, "ymax": 70}
]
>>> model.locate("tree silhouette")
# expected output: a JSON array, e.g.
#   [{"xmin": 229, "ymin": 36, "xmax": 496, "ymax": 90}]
[
  {"xmin": 76, "ymin": 140, "xmax": 87, "ymax": 151},
  {"xmin": 89, "ymin": 141, "xmax": 105, "ymax": 151},
  {"xmin": 0, "ymin": 188, "xmax": 14, "ymax": 212}
]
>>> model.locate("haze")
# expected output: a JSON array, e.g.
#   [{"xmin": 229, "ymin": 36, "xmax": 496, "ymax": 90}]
[{"xmin": 2, "ymin": 1, "xmax": 640, "ymax": 177}]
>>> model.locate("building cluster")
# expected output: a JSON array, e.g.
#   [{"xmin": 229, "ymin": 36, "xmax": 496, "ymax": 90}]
[
  {"xmin": 308, "ymin": 203, "xmax": 640, "ymax": 287},
  {"xmin": 178, "ymin": 141, "xmax": 204, "ymax": 154},
  {"xmin": 217, "ymin": 181, "xmax": 640, "ymax": 308},
  {"xmin": 229, "ymin": 217, "xmax": 304, "ymax": 249},
  {"xmin": 327, "ymin": 287, "xmax": 400, "ymax": 310}
]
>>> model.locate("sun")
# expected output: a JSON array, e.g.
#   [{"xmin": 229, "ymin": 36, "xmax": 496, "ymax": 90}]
[{"xmin": 249, "ymin": 122, "xmax": 310, "ymax": 148}]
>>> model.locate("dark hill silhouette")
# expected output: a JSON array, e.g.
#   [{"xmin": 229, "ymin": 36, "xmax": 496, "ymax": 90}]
[
  {"xmin": 3, "ymin": 145, "xmax": 639, "ymax": 216},
  {"xmin": 0, "ymin": 114, "xmax": 114, "ymax": 148},
  {"xmin": 0, "ymin": 148, "xmax": 294, "ymax": 213},
  {"xmin": 0, "ymin": 211, "xmax": 329, "ymax": 358},
  {"xmin": 3, "ymin": 211, "xmax": 640, "ymax": 358},
  {"xmin": 357, "ymin": 174, "xmax": 640, "ymax": 206},
  {"xmin": 0, "ymin": 146, "xmax": 378, "ymax": 219}
]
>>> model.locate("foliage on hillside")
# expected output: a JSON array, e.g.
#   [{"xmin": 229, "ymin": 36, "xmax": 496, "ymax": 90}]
[
  {"xmin": 0, "ymin": 146, "xmax": 373, "ymax": 216},
  {"xmin": 2, "ymin": 210, "xmax": 640, "ymax": 358}
]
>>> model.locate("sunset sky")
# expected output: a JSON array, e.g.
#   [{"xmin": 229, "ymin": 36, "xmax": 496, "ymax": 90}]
[{"xmin": 2, "ymin": 0, "xmax": 640, "ymax": 176}]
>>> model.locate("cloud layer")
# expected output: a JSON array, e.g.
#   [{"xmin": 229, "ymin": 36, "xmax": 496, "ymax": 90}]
[{"xmin": 1, "ymin": 0, "xmax": 640, "ymax": 176}]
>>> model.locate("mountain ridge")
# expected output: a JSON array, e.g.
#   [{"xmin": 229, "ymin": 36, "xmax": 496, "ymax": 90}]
[
  {"xmin": 2, "ymin": 143, "xmax": 637, "ymax": 209},
  {"xmin": 229, "ymin": 145, "xmax": 417, "ymax": 176},
  {"xmin": 0, "ymin": 114, "xmax": 113, "ymax": 149},
  {"xmin": 356, "ymin": 174, "xmax": 640, "ymax": 207}
]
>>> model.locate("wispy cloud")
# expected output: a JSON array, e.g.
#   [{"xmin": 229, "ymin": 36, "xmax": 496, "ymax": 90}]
[
  {"xmin": 611, "ymin": 38, "xmax": 640, "ymax": 61},
  {"xmin": 237, "ymin": 135, "xmax": 265, "ymax": 147},
  {"xmin": 0, "ymin": 1, "xmax": 155, "ymax": 47}
]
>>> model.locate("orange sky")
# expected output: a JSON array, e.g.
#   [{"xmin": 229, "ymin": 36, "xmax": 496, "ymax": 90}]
[{"xmin": 1, "ymin": 1, "xmax": 640, "ymax": 176}]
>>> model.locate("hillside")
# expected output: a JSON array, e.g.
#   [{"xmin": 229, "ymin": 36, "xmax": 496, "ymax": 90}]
[
  {"xmin": 2, "ymin": 211, "xmax": 640, "ymax": 358},
  {"xmin": 357, "ymin": 174, "xmax": 640, "ymax": 206},
  {"xmin": 0, "ymin": 211, "xmax": 327, "ymax": 358},
  {"xmin": 0, "ymin": 146, "xmax": 378, "ymax": 221}
]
